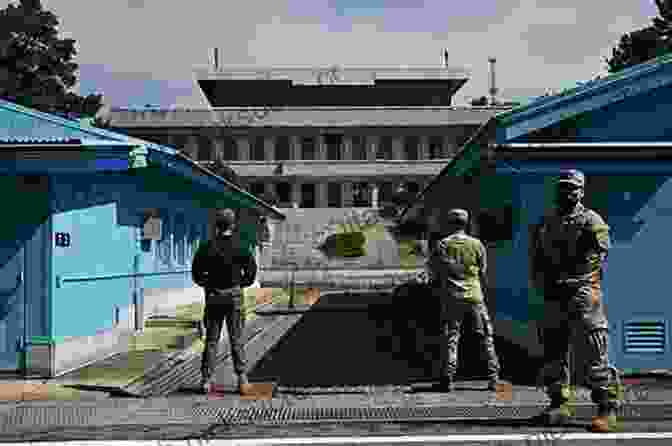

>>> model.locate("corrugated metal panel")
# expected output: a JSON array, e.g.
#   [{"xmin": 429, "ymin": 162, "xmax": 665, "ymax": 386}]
[{"xmin": 0, "ymin": 138, "xmax": 83, "ymax": 145}]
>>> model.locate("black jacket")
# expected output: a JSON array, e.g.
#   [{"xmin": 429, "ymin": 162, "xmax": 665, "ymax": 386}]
[{"xmin": 191, "ymin": 234, "xmax": 257, "ymax": 290}]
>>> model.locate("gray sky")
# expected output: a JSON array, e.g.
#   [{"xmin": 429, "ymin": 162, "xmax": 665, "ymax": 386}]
[{"xmin": 8, "ymin": 0, "xmax": 661, "ymax": 108}]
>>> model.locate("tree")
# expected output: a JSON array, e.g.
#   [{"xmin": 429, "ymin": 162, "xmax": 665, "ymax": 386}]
[
  {"xmin": 0, "ymin": 0, "xmax": 106, "ymax": 123},
  {"xmin": 605, "ymin": 0, "xmax": 672, "ymax": 73}
]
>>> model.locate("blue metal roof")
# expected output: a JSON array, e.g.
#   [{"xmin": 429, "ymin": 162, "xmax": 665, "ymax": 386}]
[
  {"xmin": 0, "ymin": 99, "xmax": 177, "ymax": 155},
  {"xmin": 0, "ymin": 137, "xmax": 83, "ymax": 145}
]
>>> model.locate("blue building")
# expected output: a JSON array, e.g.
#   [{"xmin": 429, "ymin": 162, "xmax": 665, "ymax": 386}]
[
  {"xmin": 404, "ymin": 53, "xmax": 672, "ymax": 378},
  {"xmin": 0, "ymin": 99, "xmax": 285, "ymax": 377}
]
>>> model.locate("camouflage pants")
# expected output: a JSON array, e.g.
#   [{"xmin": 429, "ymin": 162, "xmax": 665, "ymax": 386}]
[
  {"xmin": 540, "ymin": 283, "xmax": 621, "ymax": 409},
  {"xmin": 439, "ymin": 299, "xmax": 500, "ymax": 381}
]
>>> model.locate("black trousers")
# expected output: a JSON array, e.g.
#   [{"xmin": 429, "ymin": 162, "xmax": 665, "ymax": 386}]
[{"xmin": 201, "ymin": 288, "xmax": 247, "ymax": 379}]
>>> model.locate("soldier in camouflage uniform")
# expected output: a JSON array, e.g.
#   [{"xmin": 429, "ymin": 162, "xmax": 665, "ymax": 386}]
[
  {"xmin": 427, "ymin": 208, "xmax": 501, "ymax": 392},
  {"xmin": 529, "ymin": 170, "xmax": 623, "ymax": 433}
]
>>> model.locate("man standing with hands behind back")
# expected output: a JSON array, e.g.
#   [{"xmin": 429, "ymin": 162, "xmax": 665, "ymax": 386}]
[{"xmin": 192, "ymin": 208, "xmax": 257, "ymax": 395}]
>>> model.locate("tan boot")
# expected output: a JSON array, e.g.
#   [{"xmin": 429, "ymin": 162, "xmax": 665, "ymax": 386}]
[{"xmin": 591, "ymin": 404, "xmax": 620, "ymax": 433}]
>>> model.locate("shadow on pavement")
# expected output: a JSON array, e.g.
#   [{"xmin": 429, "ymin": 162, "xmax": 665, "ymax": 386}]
[{"xmin": 248, "ymin": 291, "xmax": 544, "ymax": 388}]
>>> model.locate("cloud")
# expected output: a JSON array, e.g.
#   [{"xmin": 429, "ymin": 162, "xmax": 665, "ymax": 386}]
[{"xmin": 27, "ymin": 0, "xmax": 660, "ymax": 107}]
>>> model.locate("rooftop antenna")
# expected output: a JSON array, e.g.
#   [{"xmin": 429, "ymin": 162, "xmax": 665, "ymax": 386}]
[{"xmin": 488, "ymin": 57, "xmax": 498, "ymax": 105}]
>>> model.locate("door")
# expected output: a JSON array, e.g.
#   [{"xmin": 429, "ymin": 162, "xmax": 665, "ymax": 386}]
[
  {"xmin": 0, "ymin": 245, "xmax": 25, "ymax": 370},
  {"xmin": 0, "ymin": 175, "xmax": 51, "ymax": 371}
]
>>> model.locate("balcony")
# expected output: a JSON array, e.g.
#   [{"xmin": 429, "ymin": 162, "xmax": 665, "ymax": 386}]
[{"xmin": 225, "ymin": 159, "xmax": 448, "ymax": 179}]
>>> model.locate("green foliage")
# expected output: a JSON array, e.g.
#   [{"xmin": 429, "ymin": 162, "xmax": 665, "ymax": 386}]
[
  {"xmin": 0, "ymin": 0, "xmax": 104, "ymax": 118},
  {"xmin": 605, "ymin": 0, "xmax": 672, "ymax": 73}
]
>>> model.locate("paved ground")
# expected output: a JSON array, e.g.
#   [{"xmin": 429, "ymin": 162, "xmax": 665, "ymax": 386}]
[{"xmin": 1, "ymin": 288, "xmax": 672, "ymax": 442}]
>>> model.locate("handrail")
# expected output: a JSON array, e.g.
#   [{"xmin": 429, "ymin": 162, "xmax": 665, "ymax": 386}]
[{"xmin": 56, "ymin": 269, "xmax": 191, "ymax": 288}]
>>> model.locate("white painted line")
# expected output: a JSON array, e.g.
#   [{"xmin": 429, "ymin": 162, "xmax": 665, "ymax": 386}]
[{"xmin": 21, "ymin": 432, "xmax": 672, "ymax": 446}]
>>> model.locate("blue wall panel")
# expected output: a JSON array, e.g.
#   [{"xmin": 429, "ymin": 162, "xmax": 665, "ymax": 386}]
[{"xmin": 50, "ymin": 173, "xmax": 210, "ymax": 342}]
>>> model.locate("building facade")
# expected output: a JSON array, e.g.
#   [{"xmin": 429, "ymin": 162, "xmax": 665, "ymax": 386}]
[
  {"xmin": 107, "ymin": 65, "xmax": 512, "ymax": 270},
  {"xmin": 108, "ymin": 65, "xmax": 511, "ymax": 210}
]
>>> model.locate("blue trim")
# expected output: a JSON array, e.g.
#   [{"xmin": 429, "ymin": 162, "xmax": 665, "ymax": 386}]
[{"xmin": 496, "ymin": 159, "xmax": 672, "ymax": 176}]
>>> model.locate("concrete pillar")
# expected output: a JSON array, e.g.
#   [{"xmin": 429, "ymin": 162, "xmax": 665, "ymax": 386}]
[
  {"xmin": 371, "ymin": 183, "xmax": 380, "ymax": 209},
  {"xmin": 213, "ymin": 136, "xmax": 225, "ymax": 161},
  {"xmin": 392, "ymin": 136, "xmax": 404, "ymax": 160},
  {"xmin": 290, "ymin": 135, "xmax": 301, "ymax": 160},
  {"xmin": 237, "ymin": 136, "xmax": 250, "ymax": 161},
  {"xmin": 316, "ymin": 182, "xmax": 328, "ymax": 208},
  {"xmin": 265, "ymin": 136, "xmax": 275, "ymax": 161},
  {"xmin": 318, "ymin": 135, "xmax": 327, "ymax": 160},
  {"xmin": 291, "ymin": 181, "xmax": 301, "ymax": 208},
  {"xmin": 343, "ymin": 135, "xmax": 353, "ymax": 161},
  {"xmin": 367, "ymin": 135, "xmax": 379, "ymax": 162},
  {"xmin": 342, "ymin": 182, "xmax": 354, "ymax": 208},
  {"xmin": 419, "ymin": 135, "xmax": 429, "ymax": 161}
]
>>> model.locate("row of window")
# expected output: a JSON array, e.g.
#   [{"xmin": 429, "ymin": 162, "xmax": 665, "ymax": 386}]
[
  {"xmin": 151, "ymin": 135, "xmax": 450, "ymax": 162},
  {"xmin": 247, "ymin": 181, "xmax": 421, "ymax": 208}
]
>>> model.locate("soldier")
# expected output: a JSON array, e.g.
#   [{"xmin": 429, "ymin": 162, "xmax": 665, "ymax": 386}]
[
  {"xmin": 529, "ymin": 170, "xmax": 622, "ymax": 433},
  {"xmin": 192, "ymin": 209, "xmax": 257, "ymax": 395},
  {"xmin": 427, "ymin": 208, "xmax": 501, "ymax": 392}
]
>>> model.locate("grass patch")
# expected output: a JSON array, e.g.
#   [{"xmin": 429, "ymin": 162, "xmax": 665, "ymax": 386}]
[{"xmin": 66, "ymin": 290, "xmax": 298, "ymax": 388}]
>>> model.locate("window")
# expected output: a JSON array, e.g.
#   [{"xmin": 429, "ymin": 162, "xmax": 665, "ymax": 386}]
[
  {"xmin": 377, "ymin": 136, "xmax": 393, "ymax": 160},
  {"xmin": 172, "ymin": 135, "xmax": 187, "ymax": 151},
  {"xmin": 404, "ymin": 136, "xmax": 419, "ymax": 160},
  {"xmin": 477, "ymin": 206, "xmax": 514, "ymax": 244},
  {"xmin": 252, "ymin": 136, "xmax": 265, "ymax": 161},
  {"xmin": 173, "ymin": 213, "xmax": 186, "ymax": 265},
  {"xmin": 325, "ymin": 134, "xmax": 342, "ymax": 160},
  {"xmin": 351, "ymin": 136, "xmax": 367, "ymax": 160},
  {"xmin": 222, "ymin": 136, "xmax": 238, "ymax": 161},
  {"xmin": 276, "ymin": 182, "xmax": 291, "ymax": 204},
  {"xmin": 379, "ymin": 182, "xmax": 394, "ymax": 204},
  {"xmin": 275, "ymin": 136, "xmax": 291, "ymax": 161},
  {"xmin": 301, "ymin": 137, "xmax": 316, "ymax": 160},
  {"xmin": 353, "ymin": 182, "xmax": 371, "ymax": 207},
  {"xmin": 250, "ymin": 182, "xmax": 266, "ymax": 198},
  {"xmin": 197, "ymin": 136, "xmax": 213, "ymax": 161},
  {"xmin": 429, "ymin": 136, "xmax": 443, "ymax": 159},
  {"xmin": 406, "ymin": 182, "xmax": 420, "ymax": 195},
  {"xmin": 301, "ymin": 183, "xmax": 316, "ymax": 208},
  {"xmin": 327, "ymin": 182, "xmax": 342, "ymax": 207}
]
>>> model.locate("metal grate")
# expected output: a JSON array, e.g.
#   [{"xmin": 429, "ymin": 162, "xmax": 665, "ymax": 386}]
[
  {"xmin": 624, "ymin": 320, "xmax": 666, "ymax": 354},
  {"xmin": 193, "ymin": 405, "xmax": 547, "ymax": 425},
  {"xmin": 190, "ymin": 403, "xmax": 672, "ymax": 425}
]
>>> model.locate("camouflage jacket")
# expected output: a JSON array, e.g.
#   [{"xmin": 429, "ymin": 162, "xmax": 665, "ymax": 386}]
[
  {"xmin": 529, "ymin": 203, "xmax": 610, "ymax": 288},
  {"xmin": 427, "ymin": 231, "xmax": 487, "ymax": 303}
]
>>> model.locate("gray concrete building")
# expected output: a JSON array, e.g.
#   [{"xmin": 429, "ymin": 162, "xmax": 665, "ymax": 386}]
[{"xmin": 107, "ymin": 64, "xmax": 512, "ymax": 211}]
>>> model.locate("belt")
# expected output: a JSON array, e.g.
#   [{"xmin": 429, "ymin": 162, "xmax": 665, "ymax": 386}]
[{"xmin": 207, "ymin": 286, "xmax": 241, "ymax": 294}]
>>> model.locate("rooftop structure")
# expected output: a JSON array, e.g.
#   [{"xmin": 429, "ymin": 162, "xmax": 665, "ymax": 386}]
[{"xmin": 193, "ymin": 64, "xmax": 471, "ymax": 107}]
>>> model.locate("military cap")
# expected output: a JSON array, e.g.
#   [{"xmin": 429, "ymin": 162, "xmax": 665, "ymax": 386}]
[
  {"xmin": 557, "ymin": 169, "xmax": 585, "ymax": 188},
  {"xmin": 444, "ymin": 208, "xmax": 470, "ymax": 224}
]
